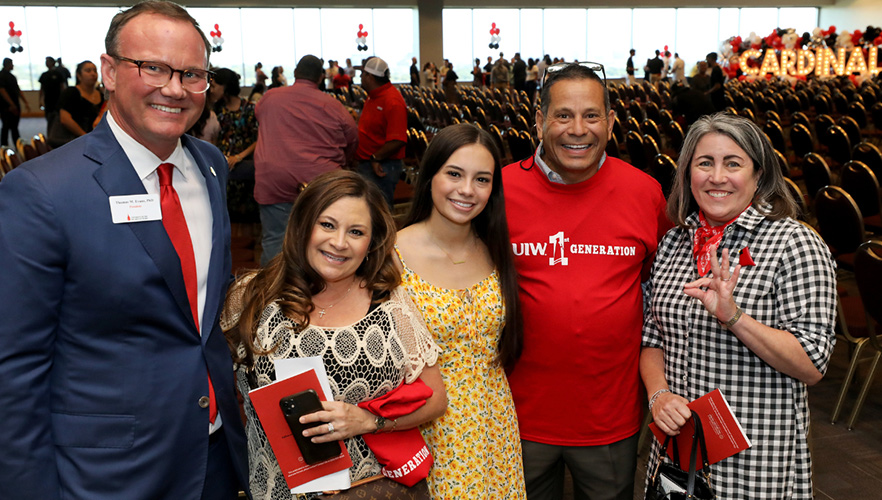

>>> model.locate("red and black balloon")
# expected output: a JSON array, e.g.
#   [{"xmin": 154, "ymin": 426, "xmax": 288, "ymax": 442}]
[
  {"xmin": 488, "ymin": 22, "xmax": 500, "ymax": 49},
  {"xmin": 209, "ymin": 24, "xmax": 224, "ymax": 53},
  {"xmin": 356, "ymin": 24, "xmax": 369, "ymax": 51},
  {"xmin": 7, "ymin": 22, "xmax": 22, "ymax": 53}
]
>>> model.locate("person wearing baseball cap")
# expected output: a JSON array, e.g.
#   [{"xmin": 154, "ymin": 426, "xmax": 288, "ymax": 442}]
[{"xmin": 356, "ymin": 56, "xmax": 407, "ymax": 207}]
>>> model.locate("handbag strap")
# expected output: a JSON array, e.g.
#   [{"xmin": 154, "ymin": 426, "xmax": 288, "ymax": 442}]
[{"xmin": 685, "ymin": 410, "xmax": 712, "ymax": 497}]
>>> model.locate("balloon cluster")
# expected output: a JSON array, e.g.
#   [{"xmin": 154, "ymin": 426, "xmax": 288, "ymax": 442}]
[
  {"xmin": 721, "ymin": 25, "xmax": 882, "ymax": 59},
  {"xmin": 488, "ymin": 22, "xmax": 501, "ymax": 49},
  {"xmin": 209, "ymin": 24, "xmax": 224, "ymax": 53},
  {"xmin": 356, "ymin": 24, "xmax": 369, "ymax": 51},
  {"xmin": 7, "ymin": 22, "xmax": 22, "ymax": 53}
]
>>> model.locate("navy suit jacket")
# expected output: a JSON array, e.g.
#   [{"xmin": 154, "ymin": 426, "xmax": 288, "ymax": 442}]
[{"xmin": 0, "ymin": 120, "xmax": 248, "ymax": 499}]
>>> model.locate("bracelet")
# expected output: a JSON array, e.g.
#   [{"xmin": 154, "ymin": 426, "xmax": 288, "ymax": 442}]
[
  {"xmin": 719, "ymin": 306, "xmax": 743, "ymax": 329},
  {"xmin": 648, "ymin": 389, "xmax": 670, "ymax": 412}
]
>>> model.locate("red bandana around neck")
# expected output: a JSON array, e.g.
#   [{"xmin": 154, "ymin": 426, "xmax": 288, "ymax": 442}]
[{"xmin": 692, "ymin": 207, "xmax": 749, "ymax": 276}]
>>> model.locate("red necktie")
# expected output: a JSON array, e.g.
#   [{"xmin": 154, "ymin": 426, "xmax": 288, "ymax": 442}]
[{"xmin": 158, "ymin": 163, "xmax": 217, "ymax": 424}]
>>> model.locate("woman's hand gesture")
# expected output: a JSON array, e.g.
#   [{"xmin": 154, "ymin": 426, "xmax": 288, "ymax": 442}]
[{"xmin": 683, "ymin": 245, "xmax": 741, "ymax": 324}]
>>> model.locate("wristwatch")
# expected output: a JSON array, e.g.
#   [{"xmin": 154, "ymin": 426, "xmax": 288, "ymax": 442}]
[{"xmin": 374, "ymin": 415, "xmax": 387, "ymax": 433}]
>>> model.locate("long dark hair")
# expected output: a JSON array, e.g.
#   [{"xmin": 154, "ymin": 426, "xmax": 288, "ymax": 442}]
[
  {"xmin": 404, "ymin": 123, "xmax": 523, "ymax": 369},
  {"xmin": 225, "ymin": 170, "xmax": 400, "ymax": 367}
]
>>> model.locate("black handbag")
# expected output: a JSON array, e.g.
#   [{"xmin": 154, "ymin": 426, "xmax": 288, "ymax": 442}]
[{"xmin": 646, "ymin": 410, "xmax": 715, "ymax": 500}]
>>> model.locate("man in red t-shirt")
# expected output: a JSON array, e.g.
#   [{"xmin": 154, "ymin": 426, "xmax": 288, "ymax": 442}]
[
  {"xmin": 502, "ymin": 63, "xmax": 670, "ymax": 499},
  {"xmin": 355, "ymin": 56, "xmax": 406, "ymax": 207}
]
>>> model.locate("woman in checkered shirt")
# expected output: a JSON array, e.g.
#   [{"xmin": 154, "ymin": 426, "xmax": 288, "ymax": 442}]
[{"xmin": 641, "ymin": 112, "xmax": 837, "ymax": 499}]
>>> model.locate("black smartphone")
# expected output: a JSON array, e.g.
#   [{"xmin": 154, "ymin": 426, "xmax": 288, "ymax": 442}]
[{"xmin": 279, "ymin": 389, "xmax": 343, "ymax": 465}]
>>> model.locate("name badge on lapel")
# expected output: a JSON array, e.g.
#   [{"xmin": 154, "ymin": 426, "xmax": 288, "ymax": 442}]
[{"xmin": 109, "ymin": 195, "xmax": 162, "ymax": 224}]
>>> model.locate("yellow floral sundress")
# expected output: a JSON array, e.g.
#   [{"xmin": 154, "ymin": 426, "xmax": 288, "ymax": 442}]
[{"xmin": 395, "ymin": 247, "xmax": 526, "ymax": 499}]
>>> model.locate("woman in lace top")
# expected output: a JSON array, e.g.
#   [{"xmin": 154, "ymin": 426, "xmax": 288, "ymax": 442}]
[
  {"xmin": 395, "ymin": 124, "xmax": 525, "ymax": 498},
  {"xmin": 223, "ymin": 171, "xmax": 446, "ymax": 500}
]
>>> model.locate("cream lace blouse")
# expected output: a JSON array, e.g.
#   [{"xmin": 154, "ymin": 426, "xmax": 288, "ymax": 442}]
[{"xmin": 224, "ymin": 279, "xmax": 439, "ymax": 500}]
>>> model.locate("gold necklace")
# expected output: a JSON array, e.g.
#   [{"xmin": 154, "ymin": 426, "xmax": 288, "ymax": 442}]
[
  {"xmin": 314, "ymin": 285, "xmax": 353, "ymax": 318},
  {"xmin": 429, "ymin": 234, "xmax": 473, "ymax": 265}
]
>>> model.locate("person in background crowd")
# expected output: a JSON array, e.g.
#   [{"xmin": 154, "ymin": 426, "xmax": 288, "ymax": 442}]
[
  {"xmin": 483, "ymin": 56, "xmax": 493, "ymax": 86},
  {"xmin": 248, "ymin": 82, "xmax": 266, "ymax": 104},
  {"xmin": 525, "ymin": 58, "xmax": 539, "ymax": 104},
  {"xmin": 410, "ymin": 56, "xmax": 420, "ymax": 86},
  {"xmin": 56, "ymin": 57, "xmax": 71, "ymax": 81},
  {"xmin": 0, "ymin": 57, "xmax": 30, "ymax": 146},
  {"xmin": 212, "ymin": 68, "xmax": 257, "ymax": 171},
  {"xmin": 706, "ymin": 52, "xmax": 726, "ymax": 111},
  {"xmin": 536, "ymin": 54, "xmax": 551, "ymax": 82},
  {"xmin": 512, "ymin": 52, "xmax": 527, "ymax": 93},
  {"xmin": 254, "ymin": 62, "xmax": 267, "ymax": 87},
  {"xmin": 213, "ymin": 67, "xmax": 259, "ymax": 224},
  {"xmin": 442, "ymin": 60, "xmax": 459, "ymax": 105},
  {"xmin": 662, "ymin": 51, "xmax": 672, "ymax": 81},
  {"xmin": 491, "ymin": 58, "xmax": 510, "ymax": 90},
  {"xmin": 268, "ymin": 65, "xmax": 286, "ymax": 89},
  {"xmin": 325, "ymin": 59, "xmax": 338, "ymax": 90},
  {"xmin": 396, "ymin": 123, "xmax": 526, "ymax": 498},
  {"xmin": 626, "ymin": 49, "xmax": 636, "ymax": 86},
  {"xmin": 253, "ymin": 54, "xmax": 358, "ymax": 266},
  {"xmin": 648, "ymin": 50, "xmax": 664, "ymax": 86},
  {"xmin": 48, "ymin": 60, "xmax": 104, "ymax": 148},
  {"xmin": 344, "ymin": 57, "xmax": 356, "ymax": 80},
  {"xmin": 356, "ymin": 56, "xmax": 407, "ymax": 207},
  {"xmin": 671, "ymin": 52, "xmax": 686, "ymax": 84},
  {"xmin": 333, "ymin": 66, "xmax": 352, "ymax": 98},
  {"xmin": 642, "ymin": 112, "xmax": 836, "ymax": 499},
  {"xmin": 503, "ymin": 62, "xmax": 669, "ymax": 500},
  {"xmin": 39, "ymin": 56, "xmax": 66, "ymax": 128},
  {"xmin": 439, "ymin": 58, "xmax": 450, "ymax": 83},
  {"xmin": 0, "ymin": 2, "xmax": 249, "ymax": 498},
  {"xmin": 472, "ymin": 57, "xmax": 483, "ymax": 88},
  {"xmin": 422, "ymin": 61, "xmax": 437, "ymax": 89}
]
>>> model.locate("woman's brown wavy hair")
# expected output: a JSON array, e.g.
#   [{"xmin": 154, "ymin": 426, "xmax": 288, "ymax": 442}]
[{"xmin": 224, "ymin": 170, "xmax": 400, "ymax": 367}]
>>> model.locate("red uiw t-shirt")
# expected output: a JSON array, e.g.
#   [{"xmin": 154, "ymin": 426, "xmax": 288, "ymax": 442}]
[{"xmin": 502, "ymin": 155, "xmax": 670, "ymax": 446}]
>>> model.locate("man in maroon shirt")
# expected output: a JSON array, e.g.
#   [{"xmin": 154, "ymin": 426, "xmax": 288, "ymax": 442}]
[{"xmin": 253, "ymin": 54, "xmax": 358, "ymax": 265}]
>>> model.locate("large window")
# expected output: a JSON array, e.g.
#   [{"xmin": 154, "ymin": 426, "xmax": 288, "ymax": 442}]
[
  {"xmin": 740, "ymin": 8, "xmax": 780, "ymax": 40},
  {"xmin": 240, "ymin": 9, "xmax": 295, "ymax": 87},
  {"xmin": 632, "ymin": 9, "xmax": 677, "ymax": 75},
  {"xmin": 443, "ymin": 9, "xmax": 474, "ymax": 82},
  {"xmin": 587, "ymin": 9, "xmax": 632, "ymax": 79},
  {"xmin": 442, "ymin": 7, "xmax": 820, "ymax": 82},
  {"xmin": 676, "ymin": 9, "xmax": 721, "ymax": 72},
  {"xmin": 3, "ymin": 6, "xmax": 823, "ymax": 90},
  {"xmin": 8, "ymin": 6, "xmax": 417, "ymax": 90}
]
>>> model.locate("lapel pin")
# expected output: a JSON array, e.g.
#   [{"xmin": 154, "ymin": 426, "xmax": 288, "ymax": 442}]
[{"xmin": 209, "ymin": 166, "xmax": 217, "ymax": 177}]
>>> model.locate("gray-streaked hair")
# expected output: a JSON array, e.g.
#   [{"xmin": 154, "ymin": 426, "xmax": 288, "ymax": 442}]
[
  {"xmin": 105, "ymin": 1, "xmax": 210, "ymax": 59},
  {"xmin": 667, "ymin": 112, "xmax": 797, "ymax": 227}
]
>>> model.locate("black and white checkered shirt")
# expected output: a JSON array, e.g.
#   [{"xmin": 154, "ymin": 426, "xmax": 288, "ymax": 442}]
[{"xmin": 643, "ymin": 206, "xmax": 837, "ymax": 499}]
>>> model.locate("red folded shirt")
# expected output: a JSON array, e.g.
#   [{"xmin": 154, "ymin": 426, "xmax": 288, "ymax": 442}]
[{"xmin": 357, "ymin": 380, "xmax": 434, "ymax": 487}]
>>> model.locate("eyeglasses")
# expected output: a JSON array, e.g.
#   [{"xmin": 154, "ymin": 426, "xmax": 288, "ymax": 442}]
[
  {"xmin": 112, "ymin": 55, "xmax": 214, "ymax": 94},
  {"xmin": 541, "ymin": 61, "xmax": 607, "ymax": 89}
]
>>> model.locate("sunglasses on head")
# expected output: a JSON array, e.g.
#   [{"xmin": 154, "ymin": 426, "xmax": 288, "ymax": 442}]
[{"xmin": 541, "ymin": 61, "xmax": 606, "ymax": 89}]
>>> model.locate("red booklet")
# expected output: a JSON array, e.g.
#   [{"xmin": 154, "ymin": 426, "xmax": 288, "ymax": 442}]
[
  {"xmin": 249, "ymin": 369, "xmax": 352, "ymax": 489},
  {"xmin": 649, "ymin": 388, "xmax": 751, "ymax": 466}
]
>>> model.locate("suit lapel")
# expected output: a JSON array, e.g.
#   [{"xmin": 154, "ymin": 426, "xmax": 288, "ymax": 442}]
[
  {"xmin": 182, "ymin": 135, "xmax": 225, "ymax": 345},
  {"xmin": 88, "ymin": 121, "xmax": 198, "ymax": 335}
]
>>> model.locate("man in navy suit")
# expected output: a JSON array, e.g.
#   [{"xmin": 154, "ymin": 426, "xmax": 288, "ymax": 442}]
[{"xmin": 0, "ymin": 2, "xmax": 248, "ymax": 499}]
